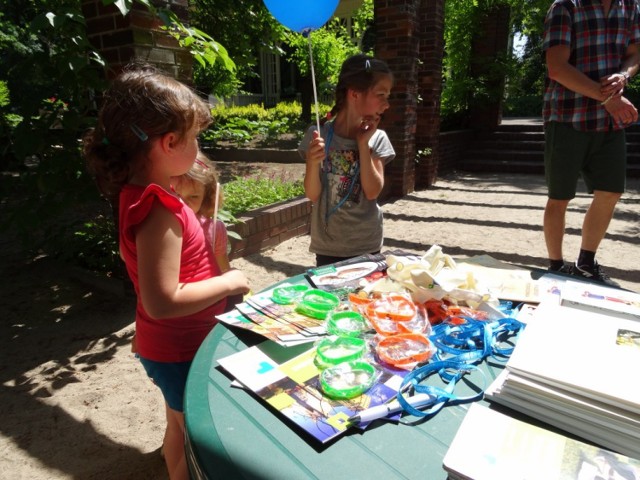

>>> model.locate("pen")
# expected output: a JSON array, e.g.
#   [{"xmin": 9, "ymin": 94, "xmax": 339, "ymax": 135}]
[{"xmin": 347, "ymin": 393, "xmax": 435, "ymax": 424}]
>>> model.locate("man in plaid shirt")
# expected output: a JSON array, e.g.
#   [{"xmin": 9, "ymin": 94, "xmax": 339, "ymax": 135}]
[{"xmin": 543, "ymin": 0, "xmax": 640, "ymax": 286}]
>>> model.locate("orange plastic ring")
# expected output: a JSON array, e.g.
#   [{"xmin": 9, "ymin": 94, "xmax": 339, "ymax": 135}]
[
  {"xmin": 348, "ymin": 292, "xmax": 373, "ymax": 307},
  {"xmin": 368, "ymin": 315, "xmax": 400, "ymax": 336},
  {"xmin": 376, "ymin": 333, "xmax": 433, "ymax": 366},
  {"xmin": 366, "ymin": 295, "xmax": 417, "ymax": 322}
]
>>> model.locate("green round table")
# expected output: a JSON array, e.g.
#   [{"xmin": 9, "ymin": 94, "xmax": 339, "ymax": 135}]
[{"xmin": 183, "ymin": 284, "xmax": 506, "ymax": 479}]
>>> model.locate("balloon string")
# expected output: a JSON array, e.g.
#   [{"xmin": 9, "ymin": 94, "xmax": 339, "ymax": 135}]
[
  {"xmin": 307, "ymin": 35, "xmax": 321, "ymax": 133},
  {"xmin": 212, "ymin": 181, "xmax": 220, "ymax": 248}
]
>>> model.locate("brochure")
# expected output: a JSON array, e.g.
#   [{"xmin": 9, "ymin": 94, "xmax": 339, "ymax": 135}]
[
  {"xmin": 443, "ymin": 403, "xmax": 640, "ymax": 480},
  {"xmin": 485, "ymin": 300, "xmax": 640, "ymax": 458},
  {"xmin": 560, "ymin": 280, "xmax": 640, "ymax": 321},
  {"xmin": 217, "ymin": 341, "xmax": 408, "ymax": 444}
]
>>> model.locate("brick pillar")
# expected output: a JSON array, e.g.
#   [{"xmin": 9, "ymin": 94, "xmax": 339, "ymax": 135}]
[
  {"xmin": 415, "ymin": 0, "xmax": 445, "ymax": 189},
  {"xmin": 375, "ymin": 0, "xmax": 445, "ymax": 195},
  {"xmin": 468, "ymin": 4, "xmax": 511, "ymax": 131},
  {"xmin": 81, "ymin": 0, "xmax": 192, "ymax": 81},
  {"xmin": 375, "ymin": 0, "xmax": 420, "ymax": 198}
]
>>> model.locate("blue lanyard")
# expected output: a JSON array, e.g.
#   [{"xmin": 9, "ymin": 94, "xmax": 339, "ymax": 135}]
[
  {"xmin": 322, "ymin": 122, "xmax": 361, "ymax": 227},
  {"xmin": 395, "ymin": 316, "xmax": 525, "ymax": 418},
  {"xmin": 397, "ymin": 360, "xmax": 485, "ymax": 419}
]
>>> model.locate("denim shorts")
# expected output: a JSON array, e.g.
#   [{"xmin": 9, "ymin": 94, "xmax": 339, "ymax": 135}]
[
  {"xmin": 544, "ymin": 121, "xmax": 626, "ymax": 199},
  {"xmin": 139, "ymin": 357, "xmax": 192, "ymax": 412}
]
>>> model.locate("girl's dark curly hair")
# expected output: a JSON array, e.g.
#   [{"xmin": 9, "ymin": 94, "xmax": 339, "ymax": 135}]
[{"xmin": 83, "ymin": 63, "xmax": 212, "ymax": 200}]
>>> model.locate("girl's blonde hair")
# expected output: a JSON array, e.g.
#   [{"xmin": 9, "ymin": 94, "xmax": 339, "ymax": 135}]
[
  {"xmin": 83, "ymin": 63, "xmax": 212, "ymax": 200},
  {"xmin": 184, "ymin": 151, "xmax": 222, "ymax": 218}
]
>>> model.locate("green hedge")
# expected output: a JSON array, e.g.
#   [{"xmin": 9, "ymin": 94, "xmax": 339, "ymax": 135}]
[{"xmin": 202, "ymin": 101, "xmax": 331, "ymax": 146}]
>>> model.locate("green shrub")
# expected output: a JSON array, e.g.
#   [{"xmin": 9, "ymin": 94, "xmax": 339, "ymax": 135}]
[
  {"xmin": 68, "ymin": 214, "xmax": 121, "ymax": 273},
  {"xmin": 503, "ymin": 94, "xmax": 543, "ymax": 117},
  {"xmin": 222, "ymin": 172, "xmax": 305, "ymax": 216},
  {"xmin": 203, "ymin": 101, "xmax": 330, "ymax": 146},
  {"xmin": 69, "ymin": 170, "xmax": 305, "ymax": 276}
]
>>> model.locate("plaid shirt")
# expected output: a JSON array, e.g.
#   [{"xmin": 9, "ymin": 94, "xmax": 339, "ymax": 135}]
[{"xmin": 543, "ymin": 0, "xmax": 640, "ymax": 131}]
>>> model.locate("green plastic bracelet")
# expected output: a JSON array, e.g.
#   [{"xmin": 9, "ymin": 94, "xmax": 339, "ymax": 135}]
[
  {"xmin": 320, "ymin": 360, "xmax": 377, "ymax": 399},
  {"xmin": 315, "ymin": 336, "xmax": 366, "ymax": 367},
  {"xmin": 301, "ymin": 289, "xmax": 340, "ymax": 310},
  {"xmin": 271, "ymin": 285, "xmax": 310, "ymax": 304},
  {"xmin": 295, "ymin": 289, "xmax": 341, "ymax": 319},
  {"xmin": 326, "ymin": 310, "xmax": 369, "ymax": 337}
]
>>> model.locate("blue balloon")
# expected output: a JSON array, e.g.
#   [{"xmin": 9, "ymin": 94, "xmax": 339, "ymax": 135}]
[{"xmin": 263, "ymin": 0, "xmax": 340, "ymax": 34}]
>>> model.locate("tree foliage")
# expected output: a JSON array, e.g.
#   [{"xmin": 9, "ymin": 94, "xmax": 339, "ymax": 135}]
[
  {"xmin": 191, "ymin": 0, "xmax": 373, "ymax": 101},
  {"xmin": 0, "ymin": 0, "xmax": 233, "ymax": 260},
  {"xmin": 287, "ymin": 0, "xmax": 373, "ymax": 91},
  {"xmin": 502, "ymin": 0, "xmax": 549, "ymax": 115},
  {"xmin": 442, "ymin": 0, "xmax": 551, "ymax": 122},
  {"xmin": 285, "ymin": 19, "xmax": 360, "ymax": 97},
  {"xmin": 441, "ymin": 0, "xmax": 481, "ymax": 121},
  {"xmin": 190, "ymin": 0, "xmax": 283, "ymax": 98}
]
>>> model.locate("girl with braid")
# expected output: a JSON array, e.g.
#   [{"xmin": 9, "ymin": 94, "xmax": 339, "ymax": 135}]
[{"xmin": 298, "ymin": 54, "xmax": 396, "ymax": 267}]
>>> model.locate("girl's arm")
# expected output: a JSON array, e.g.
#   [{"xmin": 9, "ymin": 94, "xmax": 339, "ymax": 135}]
[
  {"xmin": 303, "ymin": 130, "xmax": 325, "ymax": 202},
  {"xmin": 356, "ymin": 118, "xmax": 385, "ymax": 200},
  {"xmin": 136, "ymin": 205, "xmax": 249, "ymax": 319}
]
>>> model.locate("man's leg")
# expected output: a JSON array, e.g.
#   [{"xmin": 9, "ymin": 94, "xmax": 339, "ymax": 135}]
[
  {"xmin": 544, "ymin": 198, "xmax": 571, "ymax": 262},
  {"xmin": 572, "ymin": 127, "xmax": 625, "ymax": 286},
  {"xmin": 543, "ymin": 122, "xmax": 584, "ymax": 271},
  {"xmin": 572, "ymin": 190, "xmax": 622, "ymax": 286},
  {"xmin": 580, "ymin": 190, "xmax": 621, "ymax": 253}
]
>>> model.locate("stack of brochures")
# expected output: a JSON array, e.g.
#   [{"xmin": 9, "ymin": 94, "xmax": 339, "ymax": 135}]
[
  {"xmin": 215, "ymin": 253, "xmax": 391, "ymax": 347},
  {"xmin": 443, "ymin": 403, "xmax": 640, "ymax": 480},
  {"xmin": 217, "ymin": 340, "xmax": 410, "ymax": 444},
  {"xmin": 485, "ymin": 281, "xmax": 640, "ymax": 459}
]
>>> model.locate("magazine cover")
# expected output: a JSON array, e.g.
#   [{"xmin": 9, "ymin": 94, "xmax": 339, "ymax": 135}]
[
  {"xmin": 217, "ymin": 342, "xmax": 409, "ymax": 444},
  {"xmin": 443, "ymin": 403, "xmax": 640, "ymax": 480},
  {"xmin": 560, "ymin": 280, "xmax": 640, "ymax": 321},
  {"xmin": 306, "ymin": 252, "xmax": 389, "ymax": 299},
  {"xmin": 216, "ymin": 308, "xmax": 314, "ymax": 347}
]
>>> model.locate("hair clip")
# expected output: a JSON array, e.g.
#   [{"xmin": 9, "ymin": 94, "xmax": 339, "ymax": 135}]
[
  {"xmin": 365, "ymin": 59, "xmax": 372, "ymax": 72},
  {"xmin": 130, "ymin": 124, "xmax": 148, "ymax": 142},
  {"xmin": 194, "ymin": 158, "xmax": 209, "ymax": 169}
]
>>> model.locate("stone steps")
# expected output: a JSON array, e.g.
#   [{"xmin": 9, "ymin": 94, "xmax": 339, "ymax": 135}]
[{"xmin": 458, "ymin": 118, "xmax": 640, "ymax": 176}]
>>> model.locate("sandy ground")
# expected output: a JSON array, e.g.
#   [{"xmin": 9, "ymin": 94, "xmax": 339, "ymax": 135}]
[{"xmin": 1, "ymin": 171, "xmax": 639, "ymax": 479}]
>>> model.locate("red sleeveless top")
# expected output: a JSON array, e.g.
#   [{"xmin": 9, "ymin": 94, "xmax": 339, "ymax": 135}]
[{"xmin": 119, "ymin": 184, "xmax": 225, "ymax": 362}]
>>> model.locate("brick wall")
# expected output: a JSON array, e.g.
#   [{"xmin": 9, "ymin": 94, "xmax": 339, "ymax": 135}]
[
  {"xmin": 81, "ymin": 0, "xmax": 192, "ymax": 80},
  {"xmin": 375, "ymin": 0, "xmax": 420, "ymax": 198},
  {"xmin": 228, "ymin": 197, "xmax": 312, "ymax": 259},
  {"xmin": 374, "ymin": 0, "xmax": 446, "ymax": 197},
  {"xmin": 415, "ymin": 0, "xmax": 445, "ymax": 189}
]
